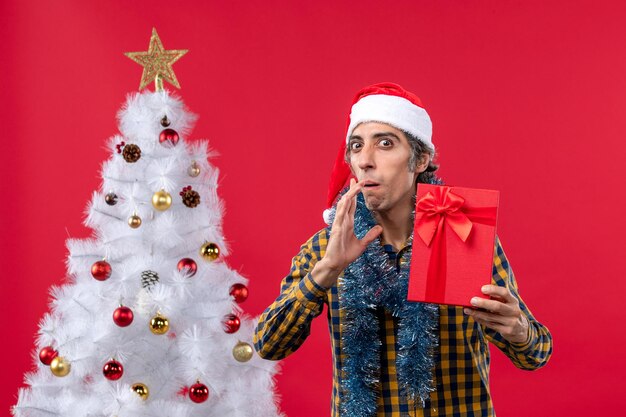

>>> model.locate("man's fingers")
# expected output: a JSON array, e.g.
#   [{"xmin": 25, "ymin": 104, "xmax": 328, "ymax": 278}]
[
  {"xmin": 463, "ymin": 308, "xmax": 508, "ymax": 326},
  {"xmin": 335, "ymin": 183, "xmax": 355, "ymax": 222},
  {"xmin": 343, "ymin": 179, "xmax": 364, "ymax": 201},
  {"xmin": 360, "ymin": 225, "xmax": 383, "ymax": 247},
  {"xmin": 346, "ymin": 187, "xmax": 359, "ymax": 218},
  {"xmin": 481, "ymin": 285, "xmax": 515, "ymax": 303},
  {"xmin": 333, "ymin": 198, "xmax": 347, "ymax": 225},
  {"xmin": 334, "ymin": 179, "xmax": 362, "ymax": 223},
  {"xmin": 469, "ymin": 297, "xmax": 514, "ymax": 315}
]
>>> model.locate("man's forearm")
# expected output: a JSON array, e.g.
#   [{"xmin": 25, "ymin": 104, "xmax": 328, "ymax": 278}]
[{"xmin": 254, "ymin": 274, "xmax": 327, "ymax": 360}]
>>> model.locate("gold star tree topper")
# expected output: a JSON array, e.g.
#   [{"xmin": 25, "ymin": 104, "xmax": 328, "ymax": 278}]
[{"xmin": 125, "ymin": 28, "xmax": 188, "ymax": 91}]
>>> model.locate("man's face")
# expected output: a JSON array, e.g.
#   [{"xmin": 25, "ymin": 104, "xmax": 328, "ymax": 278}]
[{"xmin": 348, "ymin": 122, "xmax": 425, "ymax": 213}]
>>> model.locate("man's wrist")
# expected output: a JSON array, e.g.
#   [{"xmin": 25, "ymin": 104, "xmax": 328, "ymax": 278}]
[
  {"xmin": 311, "ymin": 258, "xmax": 343, "ymax": 289},
  {"xmin": 509, "ymin": 316, "xmax": 532, "ymax": 345}
]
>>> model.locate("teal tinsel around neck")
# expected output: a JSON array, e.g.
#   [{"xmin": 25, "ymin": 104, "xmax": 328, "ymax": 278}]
[{"xmin": 328, "ymin": 191, "xmax": 439, "ymax": 416}]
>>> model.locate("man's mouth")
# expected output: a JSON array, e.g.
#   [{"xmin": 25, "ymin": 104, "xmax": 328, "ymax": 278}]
[{"xmin": 362, "ymin": 181, "xmax": 380, "ymax": 188}]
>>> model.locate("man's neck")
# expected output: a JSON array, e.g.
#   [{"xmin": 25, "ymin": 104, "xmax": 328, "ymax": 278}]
[{"xmin": 372, "ymin": 202, "xmax": 414, "ymax": 250}]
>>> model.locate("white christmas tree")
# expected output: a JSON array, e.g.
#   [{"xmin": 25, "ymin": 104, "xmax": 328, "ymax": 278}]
[{"xmin": 13, "ymin": 29, "xmax": 282, "ymax": 417}]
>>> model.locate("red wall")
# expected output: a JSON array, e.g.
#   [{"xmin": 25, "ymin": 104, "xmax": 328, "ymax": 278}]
[{"xmin": 2, "ymin": 1, "xmax": 625, "ymax": 415}]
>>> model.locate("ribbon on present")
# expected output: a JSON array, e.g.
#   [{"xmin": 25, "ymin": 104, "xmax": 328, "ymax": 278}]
[{"xmin": 415, "ymin": 186, "xmax": 497, "ymax": 301}]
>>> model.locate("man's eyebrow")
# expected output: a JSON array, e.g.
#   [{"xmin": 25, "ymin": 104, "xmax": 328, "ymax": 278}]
[
  {"xmin": 372, "ymin": 132, "xmax": 400, "ymax": 140},
  {"xmin": 348, "ymin": 132, "xmax": 400, "ymax": 141}
]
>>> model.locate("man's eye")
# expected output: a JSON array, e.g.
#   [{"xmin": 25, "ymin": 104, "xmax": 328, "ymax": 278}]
[
  {"xmin": 350, "ymin": 142, "xmax": 362, "ymax": 150},
  {"xmin": 380, "ymin": 139, "xmax": 392, "ymax": 147}
]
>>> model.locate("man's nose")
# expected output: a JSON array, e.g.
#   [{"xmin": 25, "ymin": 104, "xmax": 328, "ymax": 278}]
[{"xmin": 356, "ymin": 145, "xmax": 375, "ymax": 170}]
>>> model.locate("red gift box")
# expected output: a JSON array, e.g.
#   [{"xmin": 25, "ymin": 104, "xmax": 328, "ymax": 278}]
[{"xmin": 407, "ymin": 184, "xmax": 499, "ymax": 307}]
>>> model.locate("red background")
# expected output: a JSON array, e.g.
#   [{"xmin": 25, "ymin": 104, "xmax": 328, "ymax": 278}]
[{"xmin": 2, "ymin": 1, "xmax": 625, "ymax": 415}]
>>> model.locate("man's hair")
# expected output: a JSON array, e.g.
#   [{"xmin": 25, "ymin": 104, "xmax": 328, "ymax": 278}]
[{"xmin": 345, "ymin": 130, "xmax": 439, "ymax": 184}]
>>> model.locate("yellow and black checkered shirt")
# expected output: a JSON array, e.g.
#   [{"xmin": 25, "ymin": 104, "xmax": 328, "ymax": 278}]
[{"xmin": 254, "ymin": 229, "xmax": 552, "ymax": 416}]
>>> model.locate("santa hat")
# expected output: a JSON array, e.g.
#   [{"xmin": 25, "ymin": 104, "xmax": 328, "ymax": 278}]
[{"xmin": 324, "ymin": 82, "xmax": 434, "ymax": 223}]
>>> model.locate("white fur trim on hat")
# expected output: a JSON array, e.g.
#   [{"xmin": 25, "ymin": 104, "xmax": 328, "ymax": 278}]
[{"xmin": 346, "ymin": 94, "xmax": 434, "ymax": 154}]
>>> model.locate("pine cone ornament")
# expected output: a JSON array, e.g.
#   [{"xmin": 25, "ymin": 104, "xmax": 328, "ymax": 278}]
[
  {"xmin": 180, "ymin": 186, "xmax": 201, "ymax": 208},
  {"xmin": 141, "ymin": 270, "xmax": 159, "ymax": 289},
  {"xmin": 122, "ymin": 143, "xmax": 142, "ymax": 163}
]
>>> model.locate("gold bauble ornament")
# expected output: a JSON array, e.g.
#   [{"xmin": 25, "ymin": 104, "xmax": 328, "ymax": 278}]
[
  {"xmin": 200, "ymin": 242, "xmax": 220, "ymax": 262},
  {"xmin": 232, "ymin": 341, "xmax": 254, "ymax": 363},
  {"xmin": 50, "ymin": 356, "xmax": 71, "ymax": 377},
  {"xmin": 128, "ymin": 214, "xmax": 142, "ymax": 229},
  {"xmin": 188, "ymin": 161, "xmax": 200, "ymax": 177},
  {"xmin": 131, "ymin": 382, "xmax": 150, "ymax": 400},
  {"xmin": 149, "ymin": 314, "xmax": 170, "ymax": 335},
  {"xmin": 151, "ymin": 189, "xmax": 172, "ymax": 211}
]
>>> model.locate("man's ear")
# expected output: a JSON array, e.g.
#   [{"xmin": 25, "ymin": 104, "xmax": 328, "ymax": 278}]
[{"xmin": 416, "ymin": 153, "xmax": 431, "ymax": 174}]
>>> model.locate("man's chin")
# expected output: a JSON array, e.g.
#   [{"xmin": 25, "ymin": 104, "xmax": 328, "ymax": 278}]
[{"xmin": 363, "ymin": 197, "xmax": 386, "ymax": 212}]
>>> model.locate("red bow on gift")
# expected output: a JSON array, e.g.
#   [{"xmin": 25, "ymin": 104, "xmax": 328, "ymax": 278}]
[{"xmin": 415, "ymin": 186, "xmax": 497, "ymax": 302}]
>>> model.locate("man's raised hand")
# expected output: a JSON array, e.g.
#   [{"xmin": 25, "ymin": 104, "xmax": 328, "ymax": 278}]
[{"xmin": 312, "ymin": 179, "xmax": 383, "ymax": 288}]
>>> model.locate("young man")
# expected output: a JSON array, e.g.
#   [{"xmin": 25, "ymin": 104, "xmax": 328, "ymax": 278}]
[{"xmin": 254, "ymin": 83, "xmax": 552, "ymax": 417}]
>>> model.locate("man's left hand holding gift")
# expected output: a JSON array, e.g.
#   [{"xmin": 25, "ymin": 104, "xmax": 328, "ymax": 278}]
[{"xmin": 464, "ymin": 285, "xmax": 530, "ymax": 344}]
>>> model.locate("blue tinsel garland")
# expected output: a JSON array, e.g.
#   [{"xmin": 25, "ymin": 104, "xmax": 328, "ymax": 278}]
[{"xmin": 328, "ymin": 191, "xmax": 440, "ymax": 416}]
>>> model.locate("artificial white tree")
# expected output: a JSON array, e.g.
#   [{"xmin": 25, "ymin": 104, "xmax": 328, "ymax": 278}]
[{"xmin": 13, "ymin": 29, "xmax": 282, "ymax": 417}]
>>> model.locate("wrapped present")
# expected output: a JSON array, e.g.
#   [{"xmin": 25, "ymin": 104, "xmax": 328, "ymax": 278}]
[{"xmin": 407, "ymin": 184, "xmax": 499, "ymax": 307}]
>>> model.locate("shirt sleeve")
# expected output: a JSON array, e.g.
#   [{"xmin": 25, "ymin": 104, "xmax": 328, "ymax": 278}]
[
  {"xmin": 482, "ymin": 236, "xmax": 554, "ymax": 370},
  {"xmin": 253, "ymin": 230, "xmax": 329, "ymax": 360}
]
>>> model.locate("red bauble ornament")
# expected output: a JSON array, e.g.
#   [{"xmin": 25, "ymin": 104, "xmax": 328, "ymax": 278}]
[
  {"xmin": 222, "ymin": 314, "xmax": 241, "ymax": 334},
  {"xmin": 39, "ymin": 346, "xmax": 58, "ymax": 366},
  {"xmin": 229, "ymin": 283, "xmax": 249, "ymax": 304},
  {"xmin": 113, "ymin": 306, "xmax": 134, "ymax": 327},
  {"xmin": 177, "ymin": 258, "xmax": 197, "ymax": 277},
  {"xmin": 91, "ymin": 260, "xmax": 112, "ymax": 281},
  {"xmin": 159, "ymin": 128, "xmax": 179, "ymax": 147},
  {"xmin": 103, "ymin": 359, "xmax": 124, "ymax": 381},
  {"xmin": 189, "ymin": 382, "xmax": 209, "ymax": 403}
]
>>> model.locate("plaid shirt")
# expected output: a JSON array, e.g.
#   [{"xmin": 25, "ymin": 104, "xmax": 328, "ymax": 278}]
[{"xmin": 254, "ymin": 229, "xmax": 552, "ymax": 416}]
